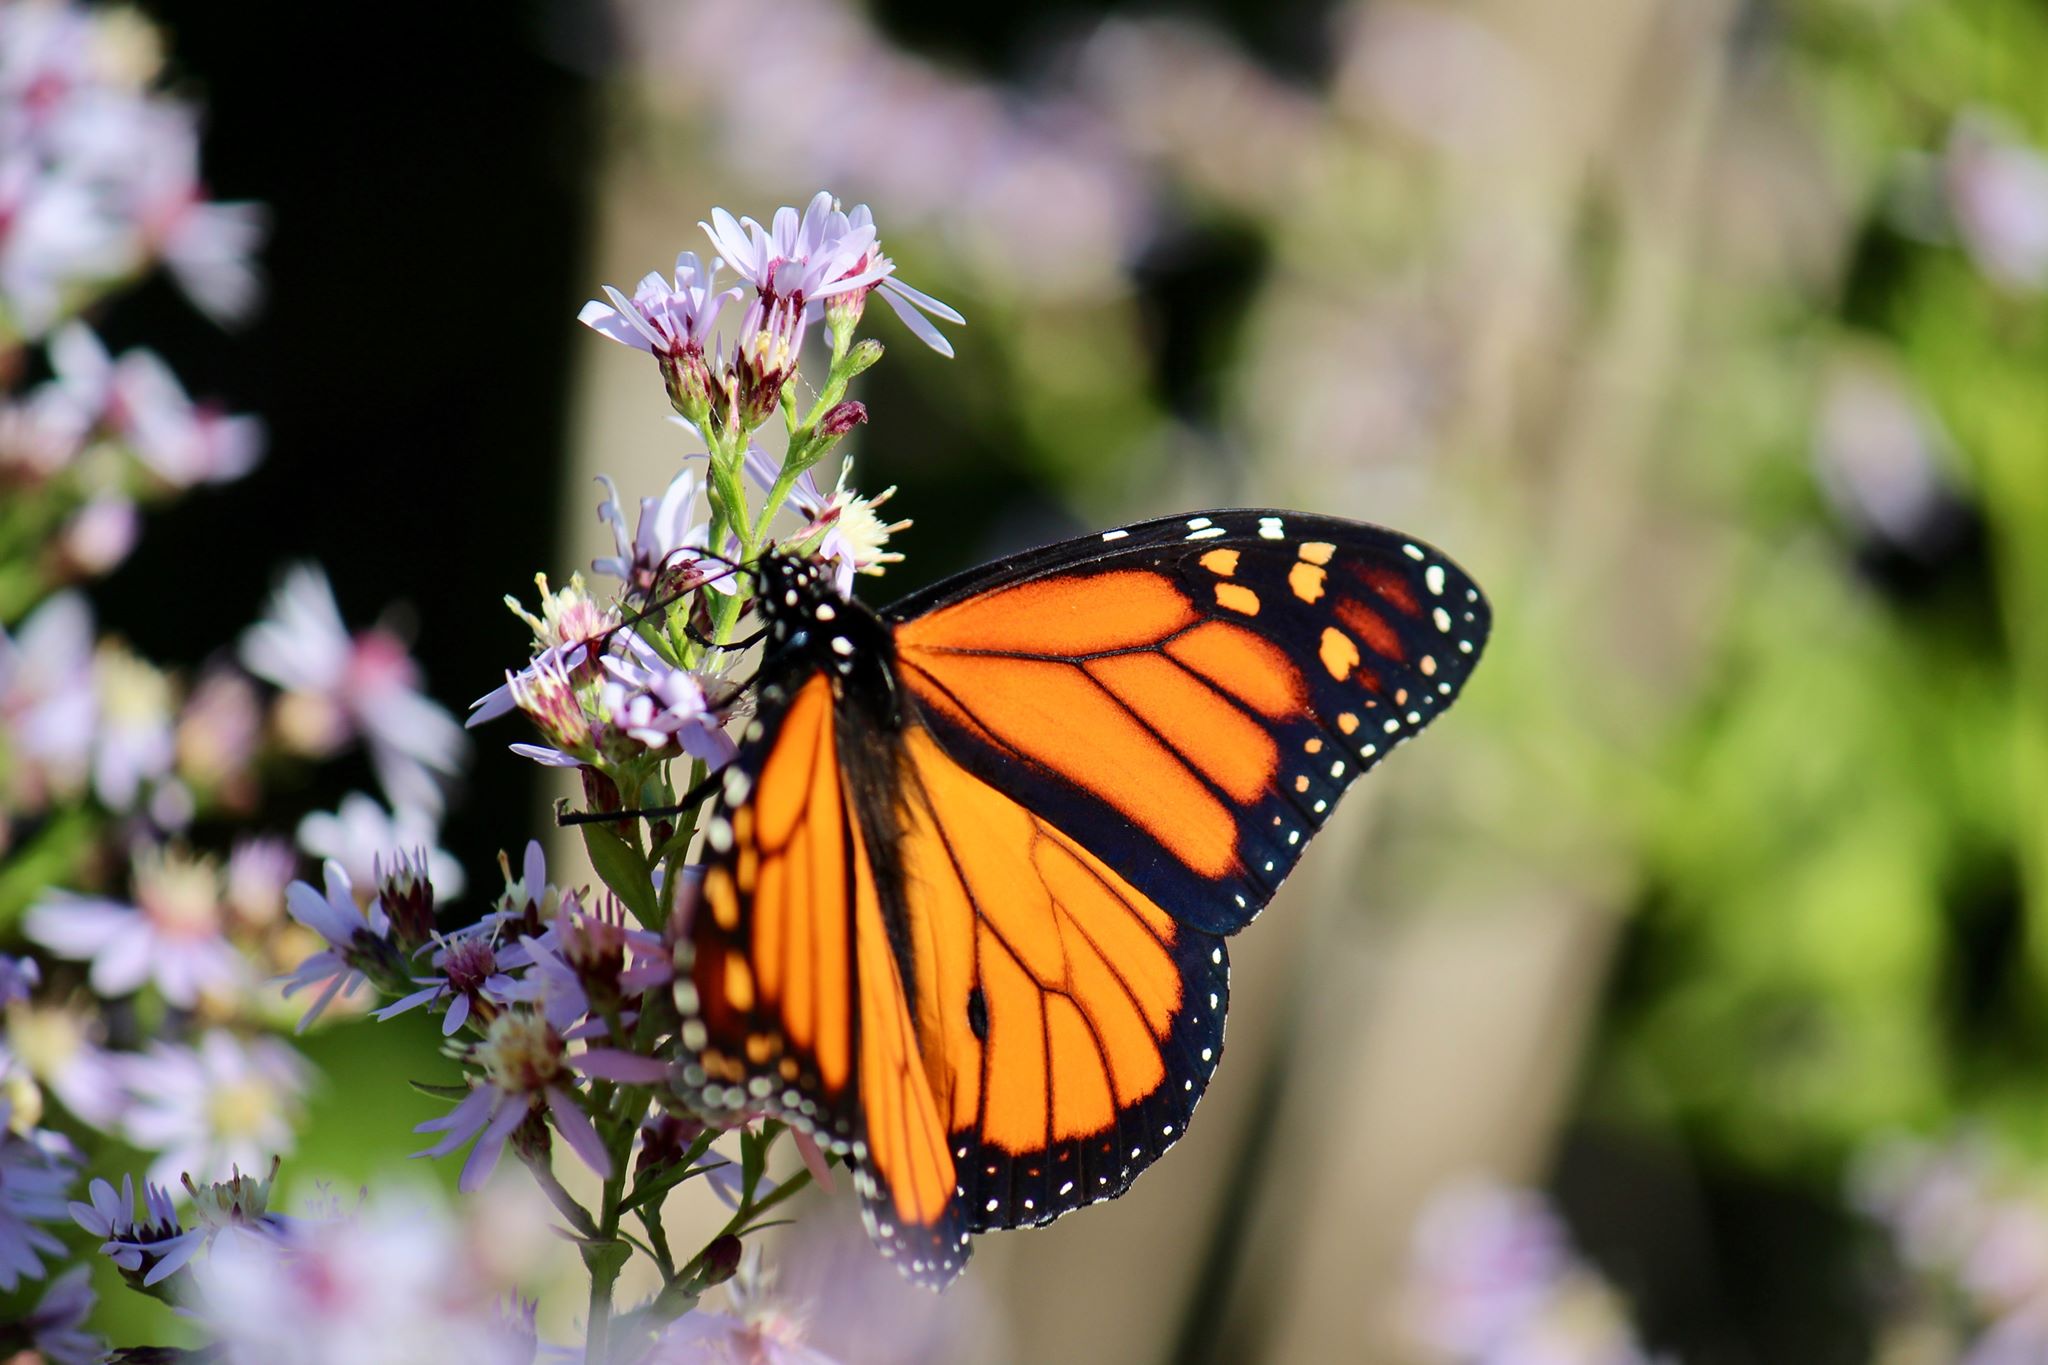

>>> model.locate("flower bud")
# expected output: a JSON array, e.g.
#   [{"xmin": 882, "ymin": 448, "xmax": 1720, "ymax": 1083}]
[
  {"xmin": 842, "ymin": 338, "xmax": 884, "ymax": 378},
  {"xmin": 377, "ymin": 847, "xmax": 437, "ymax": 953},
  {"xmin": 637, "ymin": 1112, "xmax": 707, "ymax": 1177},
  {"xmin": 660, "ymin": 345, "xmax": 716, "ymax": 428},
  {"xmin": 701, "ymin": 1234, "xmax": 744, "ymax": 1287},
  {"xmin": 819, "ymin": 400, "xmax": 868, "ymax": 438}
]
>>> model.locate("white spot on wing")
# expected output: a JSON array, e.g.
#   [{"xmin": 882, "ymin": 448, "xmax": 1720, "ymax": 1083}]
[
  {"xmin": 1258, "ymin": 517, "xmax": 1284, "ymax": 540},
  {"xmin": 1186, "ymin": 516, "xmax": 1213, "ymax": 529},
  {"xmin": 1102, "ymin": 529, "xmax": 1129, "ymax": 541},
  {"xmin": 1187, "ymin": 526, "xmax": 1227, "ymax": 540},
  {"xmin": 1403, "ymin": 543, "xmax": 1425, "ymax": 561},
  {"xmin": 1425, "ymin": 564, "xmax": 1446, "ymax": 595}
]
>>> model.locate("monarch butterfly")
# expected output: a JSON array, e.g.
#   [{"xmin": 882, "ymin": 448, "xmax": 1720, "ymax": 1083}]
[{"xmin": 675, "ymin": 509, "xmax": 1489, "ymax": 1286}]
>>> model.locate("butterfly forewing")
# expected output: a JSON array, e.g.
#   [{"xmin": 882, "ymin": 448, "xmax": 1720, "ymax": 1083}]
[{"xmin": 888, "ymin": 510, "xmax": 1490, "ymax": 933}]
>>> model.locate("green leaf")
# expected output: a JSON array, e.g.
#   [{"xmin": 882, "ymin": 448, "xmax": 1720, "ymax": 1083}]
[
  {"xmin": 407, "ymin": 1078, "xmax": 472, "ymax": 1100},
  {"xmin": 582, "ymin": 824, "xmax": 660, "ymax": 929}
]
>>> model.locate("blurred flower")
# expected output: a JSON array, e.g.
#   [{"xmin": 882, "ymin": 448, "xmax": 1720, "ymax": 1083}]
[
  {"xmin": 297, "ymin": 791, "xmax": 464, "ymax": 901},
  {"xmin": 176, "ymin": 666, "xmax": 264, "ymax": 799},
  {"xmin": 69, "ymin": 1173, "xmax": 201, "ymax": 1287},
  {"xmin": 281, "ymin": 859, "xmax": 394, "ymax": 1031},
  {"xmin": 0, "ymin": 0, "xmax": 262, "ymax": 335},
  {"xmin": 414, "ymin": 1009, "xmax": 610, "ymax": 1191},
  {"xmin": 593, "ymin": 467, "xmax": 711, "ymax": 598},
  {"xmin": 0, "ymin": 1120, "xmax": 72, "ymax": 1291},
  {"xmin": 651, "ymin": 1244, "xmax": 843, "ymax": 1365},
  {"xmin": 121, "ymin": 1030, "xmax": 308, "ymax": 1189},
  {"xmin": 0, "ymin": 953, "xmax": 37, "ymax": 1007},
  {"xmin": 15, "ymin": 1263, "xmax": 101, "ymax": 1365},
  {"xmin": 0, "ymin": 997, "xmax": 125, "ymax": 1128},
  {"xmin": 183, "ymin": 1188, "xmax": 532, "ymax": 1365},
  {"xmin": 108, "ymin": 346, "xmax": 264, "ymax": 486},
  {"xmin": 1405, "ymin": 1180, "xmax": 1658, "ymax": 1365},
  {"xmin": 25, "ymin": 844, "xmax": 242, "ymax": 1007},
  {"xmin": 240, "ymin": 563, "xmax": 465, "ymax": 814},
  {"xmin": 90, "ymin": 637, "xmax": 175, "ymax": 810},
  {"xmin": 599, "ymin": 633, "xmax": 737, "ymax": 764},
  {"xmin": 629, "ymin": 0, "xmax": 1146, "ymax": 301},
  {"xmin": 224, "ymin": 835, "xmax": 296, "ymax": 926},
  {"xmin": 1813, "ymin": 352, "xmax": 1968, "ymax": 561},
  {"xmin": 0, "ymin": 152, "xmax": 125, "ymax": 336},
  {"xmin": 1945, "ymin": 112, "xmax": 2048, "ymax": 293},
  {"xmin": 53, "ymin": 490, "xmax": 138, "ymax": 575},
  {"xmin": 0, "ymin": 589, "xmax": 98, "ymax": 806},
  {"xmin": 124, "ymin": 105, "xmax": 266, "ymax": 324}
]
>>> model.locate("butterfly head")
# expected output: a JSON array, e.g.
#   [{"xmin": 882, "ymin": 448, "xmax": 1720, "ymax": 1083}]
[{"xmin": 753, "ymin": 548, "xmax": 898, "ymax": 712}]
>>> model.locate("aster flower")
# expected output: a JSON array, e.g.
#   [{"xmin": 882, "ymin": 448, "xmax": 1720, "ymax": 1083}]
[
  {"xmin": 593, "ymin": 467, "xmax": 712, "ymax": 598},
  {"xmin": 70, "ymin": 1173, "xmax": 201, "ymax": 1286},
  {"xmin": 121, "ymin": 1031, "xmax": 308, "ymax": 1189},
  {"xmin": 467, "ymin": 572, "xmax": 620, "ymax": 730},
  {"xmin": 0, "ymin": 1120, "xmax": 73, "ymax": 1291},
  {"xmin": 281, "ymin": 859, "xmax": 397, "ymax": 1031},
  {"xmin": 580, "ymin": 249, "xmax": 740, "ymax": 361},
  {"xmin": 413, "ymin": 1008, "xmax": 611, "ymax": 1191},
  {"xmin": 297, "ymin": 791, "xmax": 465, "ymax": 901},
  {"xmin": 787, "ymin": 461, "xmax": 911, "ymax": 598},
  {"xmin": 184, "ymin": 1188, "xmax": 532, "ymax": 1365},
  {"xmin": 732, "ymin": 293, "xmax": 811, "ymax": 426},
  {"xmin": 13, "ymin": 1263, "xmax": 102, "ymax": 1365},
  {"xmin": 240, "ymin": 563, "xmax": 465, "ymax": 815},
  {"xmin": 702, "ymin": 191, "xmax": 963, "ymax": 356},
  {"xmin": 25, "ymin": 844, "xmax": 243, "ymax": 1007},
  {"xmin": 503, "ymin": 646, "xmax": 596, "ymax": 770},
  {"xmin": 599, "ymin": 633, "xmax": 737, "ymax": 765},
  {"xmin": 374, "ymin": 924, "xmax": 532, "ymax": 1037}
]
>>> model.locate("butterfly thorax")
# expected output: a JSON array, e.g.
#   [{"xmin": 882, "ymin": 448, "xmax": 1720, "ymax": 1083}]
[{"xmin": 751, "ymin": 549, "xmax": 901, "ymax": 730}]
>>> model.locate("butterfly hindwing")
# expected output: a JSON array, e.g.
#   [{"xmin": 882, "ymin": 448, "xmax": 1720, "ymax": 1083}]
[
  {"xmin": 892, "ymin": 726, "xmax": 1230, "ymax": 1234},
  {"xmin": 887, "ymin": 509, "xmax": 1489, "ymax": 933}
]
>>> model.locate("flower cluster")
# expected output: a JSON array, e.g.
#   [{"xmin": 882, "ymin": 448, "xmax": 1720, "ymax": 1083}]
[
  {"xmin": 0, "ymin": 1, "xmax": 262, "ymax": 340},
  {"xmin": 1404, "ymin": 1180, "xmax": 1664, "ymax": 1365},
  {"xmin": 0, "ymin": 2, "xmax": 482, "ymax": 1354},
  {"xmin": 4, "ymin": 11, "xmax": 959, "ymax": 1340}
]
